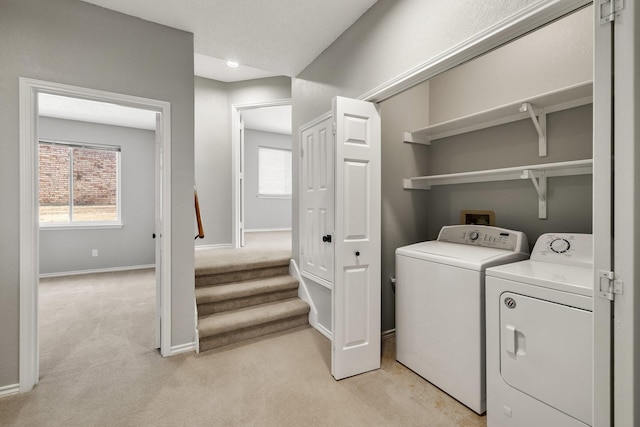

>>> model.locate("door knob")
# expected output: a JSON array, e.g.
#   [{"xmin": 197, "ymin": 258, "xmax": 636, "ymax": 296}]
[{"xmin": 322, "ymin": 234, "xmax": 332, "ymax": 243}]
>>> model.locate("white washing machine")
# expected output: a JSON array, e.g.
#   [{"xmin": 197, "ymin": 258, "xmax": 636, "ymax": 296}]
[
  {"xmin": 485, "ymin": 233, "xmax": 593, "ymax": 427},
  {"xmin": 395, "ymin": 225, "xmax": 529, "ymax": 414}
]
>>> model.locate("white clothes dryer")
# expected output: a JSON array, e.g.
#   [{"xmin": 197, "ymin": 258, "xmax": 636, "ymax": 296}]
[
  {"xmin": 485, "ymin": 233, "xmax": 593, "ymax": 427},
  {"xmin": 395, "ymin": 225, "xmax": 529, "ymax": 414}
]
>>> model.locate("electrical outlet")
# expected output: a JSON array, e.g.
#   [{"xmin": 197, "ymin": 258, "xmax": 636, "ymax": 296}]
[{"xmin": 92, "ymin": 249, "xmax": 98, "ymax": 257}]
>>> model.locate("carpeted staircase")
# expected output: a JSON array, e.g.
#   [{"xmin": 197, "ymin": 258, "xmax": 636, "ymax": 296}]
[{"xmin": 195, "ymin": 252, "xmax": 309, "ymax": 353}]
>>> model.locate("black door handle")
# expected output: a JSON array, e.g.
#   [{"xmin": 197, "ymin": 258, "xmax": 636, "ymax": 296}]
[
  {"xmin": 322, "ymin": 234, "xmax": 332, "ymax": 243},
  {"xmin": 152, "ymin": 233, "xmax": 156, "ymax": 239}
]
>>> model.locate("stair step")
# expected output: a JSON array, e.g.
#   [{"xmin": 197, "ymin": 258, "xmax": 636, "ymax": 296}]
[
  {"xmin": 198, "ymin": 298, "xmax": 310, "ymax": 352},
  {"xmin": 195, "ymin": 265, "xmax": 290, "ymax": 287},
  {"xmin": 196, "ymin": 275, "xmax": 299, "ymax": 316},
  {"xmin": 195, "ymin": 255, "xmax": 290, "ymax": 277},
  {"xmin": 198, "ymin": 298, "xmax": 310, "ymax": 339}
]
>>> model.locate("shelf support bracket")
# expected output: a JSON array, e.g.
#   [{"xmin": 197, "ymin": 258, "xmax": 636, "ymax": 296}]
[
  {"xmin": 520, "ymin": 102, "xmax": 547, "ymax": 157},
  {"xmin": 521, "ymin": 169, "xmax": 547, "ymax": 219}
]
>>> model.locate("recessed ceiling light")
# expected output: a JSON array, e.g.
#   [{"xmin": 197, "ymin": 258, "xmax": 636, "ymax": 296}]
[{"xmin": 226, "ymin": 60, "xmax": 240, "ymax": 69}]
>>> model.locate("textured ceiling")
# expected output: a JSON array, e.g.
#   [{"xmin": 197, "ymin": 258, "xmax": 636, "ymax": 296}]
[{"xmin": 80, "ymin": 0, "xmax": 378, "ymax": 82}]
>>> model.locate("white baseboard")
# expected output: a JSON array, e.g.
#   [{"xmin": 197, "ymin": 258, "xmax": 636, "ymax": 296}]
[
  {"xmin": 315, "ymin": 323, "xmax": 332, "ymax": 341},
  {"xmin": 195, "ymin": 243, "xmax": 233, "ymax": 250},
  {"xmin": 39, "ymin": 264, "xmax": 155, "ymax": 278},
  {"xmin": 245, "ymin": 228, "xmax": 292, "ymax": 233},
  {"xmin": 0, "ymin": 383, "xmax": 19, "ymax": 398},
  {"xmin": 170, "ymin": 341, "xmax": 196, "ymax": 356},
  {"xmin": 289, "ymin": 260, "xmax": 333, "ymax": 340}
]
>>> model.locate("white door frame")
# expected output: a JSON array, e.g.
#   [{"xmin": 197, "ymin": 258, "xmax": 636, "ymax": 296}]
[
  {"xmin": 592, "ymin": 4, "xmax": 613, "ymax": 425},
  {"xmin": 19, "ymin": 78, "xmax": 173, "ymax": 392},
  {"xmin": 231, "ymin": 98, "xmax": 291, "ymax": 248},
  {"xmin": 610, "ymin": 2, "xmax": 639, "ymax": 425}
]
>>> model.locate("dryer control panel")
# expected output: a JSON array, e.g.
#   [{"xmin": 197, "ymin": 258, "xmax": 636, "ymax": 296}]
[
  {"xmin": 531, "ymin": 233, "xmax": 593, "ymax": 267},
  {"xmin": 437, "ymin": 225, "xmax": 528, "ymax": 253}
]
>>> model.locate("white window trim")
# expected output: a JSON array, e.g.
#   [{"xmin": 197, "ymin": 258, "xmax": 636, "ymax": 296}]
[{"xmin": 38, "ymin": 139, "xmax": 122, "ymax": 227}]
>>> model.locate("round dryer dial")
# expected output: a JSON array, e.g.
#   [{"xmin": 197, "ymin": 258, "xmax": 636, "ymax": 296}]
[
  {"xmin": 469, "ymin": 231, "xmax": 479, "ymax": 241},
  {"xmin": 549, "ymin": 238, "xmax": 571, "ymax": 254}
]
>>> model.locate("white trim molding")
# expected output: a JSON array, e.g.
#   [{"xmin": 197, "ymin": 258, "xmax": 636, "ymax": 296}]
[
  {"xmin": 170, "ymin": 341, "xmax": 197, "ymax": 356},
  {"xmin": 195, "ymin": 243, "xmax": 233, "ymax": 250},
  {"xmin": 245, "ymin": 228, "xmax": 292, "ymax": 233},
  {"xmin": 19, "ymin": 78, "xmax": 173, "ymax": 393},
  {"xmin": 0, "ymin": 384, "xmax": 20, "ymax": 398},
  {"xmin": 289, "ymin": 259, "xmax": 332, "ymax": 340},
  {"xmin": 38, "ymin": 264, "xmax": 156, "ymax": 279}
]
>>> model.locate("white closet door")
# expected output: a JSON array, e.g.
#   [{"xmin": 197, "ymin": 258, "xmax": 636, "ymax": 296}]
[
  {"xmin": 331, "ymin": 96, "xmax": 381, "ymax": 380},
  {"xmin": 300, "ymin": 116, "xmax": 334, "ymax": 284}
]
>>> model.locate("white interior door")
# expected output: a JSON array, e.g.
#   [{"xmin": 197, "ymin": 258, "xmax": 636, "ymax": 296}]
[
  {"xmin": 300, "ymin": 115, "xmax": 334, "ymax": 284},
  {"xmin": 331, "ymin": 96, "xmax": 381, "ymax": 380}
]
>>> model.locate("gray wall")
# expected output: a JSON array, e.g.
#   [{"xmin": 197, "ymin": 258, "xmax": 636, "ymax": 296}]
[
  {"xmin": 0, "ymin": 0, "xmax": 194, "ymax": 387},
  {"xmin": 38, "ymin": 117, "xmax": 155, "ymax": 275},
  {"xmin": 426, "ymin": 106, "xmax": 593, "ymax": 245},
  {"xmin": 428, "ymin": 5, "xmax": 592, "ymax": 123},
  {"xmin": 194, "ymin": 77, "xmax": 230, "ymax": 246},
  {"xmin": 378, "ymin": 81, "xmax": 431, "ymax": 333},
  {"xmin": 244, "ymin": 129, "xmax": 292, "ymax": 231},
  {"xmin": 423, "ymin": 6, "xmax": 593, "ymax": 243},
  {"xmin": 292, "ymin": 0, "xmax": 591, "ymax": 332},
  {"xmin": 194, "ymin": 76, "xmax": 291, "ymax": 247}
]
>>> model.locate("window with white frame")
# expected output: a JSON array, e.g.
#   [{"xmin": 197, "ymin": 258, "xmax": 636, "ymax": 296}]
[
  {"xmin": 258, "ymin": 146, "xmax": 292, "ymax": 198},
  {"xmin": 39, "ymin": 140, "xmax": 121, "ymax": 225}
]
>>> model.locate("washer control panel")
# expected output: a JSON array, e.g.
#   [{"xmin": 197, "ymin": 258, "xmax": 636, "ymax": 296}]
[
  {"xmin": 437, "ymin": 225, "xmax": 528, "ymax": 253},
  {"xmin": 531, "ymin": 233, "xmax": 592, "ymax": 267}
]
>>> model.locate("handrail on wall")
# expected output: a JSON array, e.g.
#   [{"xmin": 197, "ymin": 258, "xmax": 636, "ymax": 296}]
[{"xmin": 195, "ymin": 185, "xmax": 205, "ymax": 240}]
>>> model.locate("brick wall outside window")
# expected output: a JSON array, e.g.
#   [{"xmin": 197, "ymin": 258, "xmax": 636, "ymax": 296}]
[{"xmin": 39, "ymin": 142, "xmax": 119, "ymax": 223}]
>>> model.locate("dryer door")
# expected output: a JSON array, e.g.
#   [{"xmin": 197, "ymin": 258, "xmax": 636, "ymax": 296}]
[{"xmin": 499, "ymin": 292, "xmax": 592, "ymax": 425}]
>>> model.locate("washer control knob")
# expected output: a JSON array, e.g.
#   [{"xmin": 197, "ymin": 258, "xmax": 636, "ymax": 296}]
[
  {"xmin": 550, "ymin": 238, "xmax": 571, "ymax": 253},
  {"xmin": 469, "ymin": 231, "xmax": 479, "ymax": 241}
]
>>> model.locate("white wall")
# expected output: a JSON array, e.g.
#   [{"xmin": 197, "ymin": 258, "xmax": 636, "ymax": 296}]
[
  {"xmin": 38, "ymin": 117, "xmax": 155, "ymax": 275},
  {"xmin": 0, "ymin": 0, "xmax": 194, "ymax": 387},
  {"xmin": 194, "ymin": 76, "xmax": 291, "ymax": 248},
  {"xmin": 244, "ymin": 129, "xmax": 292, "ymax": 231}
]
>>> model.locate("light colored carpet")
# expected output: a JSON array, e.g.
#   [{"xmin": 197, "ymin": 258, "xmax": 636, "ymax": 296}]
[
  {"xmin": 0, "ymin": 268, "xmax": 486, "ymax": 427},
  {"xmin": 195, "ymin": 231, "xmax": 292, "ymax": 276}
]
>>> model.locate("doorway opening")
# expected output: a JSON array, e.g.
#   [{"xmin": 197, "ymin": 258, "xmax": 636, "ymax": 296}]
[
  {"xmin": 231, "ymin": 100, "xmax": 292, "ymax": 249},
  {"xmin": 19, "ymin": 78, "xmax": 172, "ymax": 392}
]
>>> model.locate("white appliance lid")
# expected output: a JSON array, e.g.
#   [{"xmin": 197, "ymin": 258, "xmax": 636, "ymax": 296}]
[
  {"xmin": 486, "ymin": 260, "xmax": 593, "ymax": 297},
  {"xmin": 396, "ymin": 241, "xmax": 529, "ymax": 271}
]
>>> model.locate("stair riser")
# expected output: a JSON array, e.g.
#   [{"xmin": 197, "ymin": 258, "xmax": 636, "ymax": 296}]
[
  {"xmin": 199, "ymin": 315, "xmax": 309, "ymax": 352},
  {"xmin": 196, "ymin": 265, "xmax": 290, "ymax": 287},
  {"xmin": 198, "ymin": 289, "xmax": 299, "ymax": 316}
]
